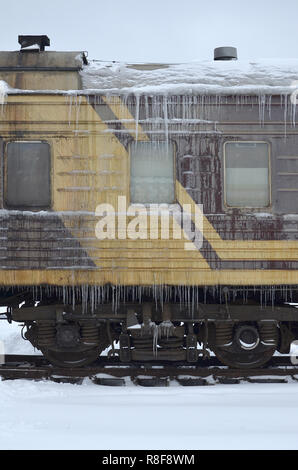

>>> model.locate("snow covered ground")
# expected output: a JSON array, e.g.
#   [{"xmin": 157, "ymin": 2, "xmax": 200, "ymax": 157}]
[
  {"xmin": 1, "ymin": 321, "xmax": 298, "ymax": 450},
  {"xmin": 0, "ymin": 320, "xmax": 39, "ymax": 355}
]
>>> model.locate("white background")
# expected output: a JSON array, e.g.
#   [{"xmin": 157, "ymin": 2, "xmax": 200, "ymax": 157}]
[
  {"xmin": 1, "ymin": 321, "xmax": 298, "ymax": 450},
  {"xmin": 1, "ymin": 0, "xmax": 298, "ymax": 62}
]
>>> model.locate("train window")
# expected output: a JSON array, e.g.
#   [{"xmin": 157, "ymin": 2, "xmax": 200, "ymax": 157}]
[
  {"xmin": 224, "ymin": 141, "xmax": 270, "ymax": 207},
  {"xmin": 130, "ymin": 141, "xmax": 175, "ymax": 203},
  {"xmin": 5, "ymin": 141, "xmax": 51, "ymax": 209}
]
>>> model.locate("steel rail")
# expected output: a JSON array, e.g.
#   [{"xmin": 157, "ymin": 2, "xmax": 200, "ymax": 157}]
[{"xmin": 0, "ymin": 355, "xmax": 297, "ymax": 384}]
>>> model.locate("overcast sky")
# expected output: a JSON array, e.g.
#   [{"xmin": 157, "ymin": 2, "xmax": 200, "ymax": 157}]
[{"xmin": 1, "ymin": 0, "xmax": 298, "ymax": 62}]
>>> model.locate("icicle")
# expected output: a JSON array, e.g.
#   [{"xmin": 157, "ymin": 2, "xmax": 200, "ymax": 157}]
[
  {"xmin": 75, "ymin": 94, "xmax": 82, "ymax": 130},
  {"xmin": 135, "ymin": 93, "xmax": 140, "ymax": 141},
  {"xmin": 267, "ymin": 95, "xmax": 272, "ymax": 121},
  {"xmin": 291, "ymin": 95, "xmax": 296, "ymax": 128},
  {"xmin": 67, "ymin": 95, "xmax": 73, "ymax": 127},
  {"xmin": 144, "ymin": 95, "xmax": 149, "ymax": 121},
  {"xmin": 0, "ymin": 80, "xmax": 8, "ymax": 113},
  {"xmin": 151, "ymin": 322, "xmax": 159, "ymax": 355},
  {"xmin": 163, "ymin": 94, "xmax": 169, "ymax": 145},
  {"xmin": 258, "ymin": 94, "xmax": 266, "ymax": 127},
  {"xmin": 158, "ymin": 320, "xmax": 175, "ymax": 338},
  {"xmin": 283, "ymin": 93, "xmax": 288, "ymax": 136}
]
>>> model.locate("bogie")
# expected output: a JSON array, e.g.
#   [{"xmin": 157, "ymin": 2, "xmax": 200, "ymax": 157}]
[{"xmin": 9, "ymin": 297, "xmax": 298, "ymax": 369}]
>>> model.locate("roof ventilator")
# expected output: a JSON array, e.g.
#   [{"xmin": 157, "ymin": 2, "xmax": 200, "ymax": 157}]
[
  {"xmin": 214, "ymin": 46, "xmax": 238, "ymax": 61},
  {"xmin": 18, "ymin": 35, "xmax": 50, "ymax": 52}
]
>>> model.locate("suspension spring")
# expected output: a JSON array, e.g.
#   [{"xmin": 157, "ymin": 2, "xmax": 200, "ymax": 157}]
[
  {"xmin": 37, "ymin": 321, "xmax": 56, "ymax": 346},
  {"xmin": 215, "ymin": 322, "xmax": 233, "ymax": 347},
  {"xmin": 158, "ymin": 337, "xmax": 184, "ymax": 349},
  {"xmin": 81, "ymin": 323, "xmax": 99, "ymax": 345},
  {"xmin": 132, "ymin": 336, "xmax": 153, "ymax": 350},
  {"xmin": 259, "ymin": 322, "xmax": 278, "ymax": 346}
]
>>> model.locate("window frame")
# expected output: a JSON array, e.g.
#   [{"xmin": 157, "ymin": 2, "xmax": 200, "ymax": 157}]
[
  {"xmin": 129, "ymin": 139, "xmax": 176, "ymax": 205},
  {"xmin": 4, "ymin": 140, "xmax": 52, "ymax": 210},
  {"xmin": 223, "ymin": 140, "xmax": 272, "ymax": 209}
]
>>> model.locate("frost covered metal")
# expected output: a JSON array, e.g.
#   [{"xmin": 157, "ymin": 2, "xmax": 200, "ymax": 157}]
[{"xmin": 0, "ymin": 44, "xmax": 298, "ymax": 370}]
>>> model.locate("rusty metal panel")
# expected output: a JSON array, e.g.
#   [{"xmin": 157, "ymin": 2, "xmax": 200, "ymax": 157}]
[
  {"xmin": 0, "ymin": 138, "xmax": 3, "ymax": 208},
  {"xmin": 0, "ymin": 93, "xmax": 297, "ymax": 288},
  {"xmin": 0, "ymin": 51, "xmax": 86, "ymax": 69},
  {"xmin": 0, "ymin": 51, "xmax": 86, "ymax": 90},
  {"xmin": 0, "ymin": 71, "xmax": 81, "ymax": 90}
]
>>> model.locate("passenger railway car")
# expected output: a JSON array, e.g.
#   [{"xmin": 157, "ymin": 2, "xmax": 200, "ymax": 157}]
[{"xmin": 0, "ymin": 36, "xmax": 298, "ymax": 368}]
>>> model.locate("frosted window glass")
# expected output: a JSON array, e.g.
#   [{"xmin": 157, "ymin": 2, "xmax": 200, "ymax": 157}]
[
  {"xmin": 130, "ymin": 141, "xmax": 175, "ymax": 203},
  {"xmin": 225, "ymin": 142, "xmax": 270, "ymax": 207},
  {"xmin": 5, "ymin": 141, "xmax": 51, "ymax": 208}
]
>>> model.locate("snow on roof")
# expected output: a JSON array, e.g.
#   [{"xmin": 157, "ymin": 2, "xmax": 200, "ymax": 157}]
[{"xmin": 80, "ymin": 59, "xmax": 298, "ymax": 95}]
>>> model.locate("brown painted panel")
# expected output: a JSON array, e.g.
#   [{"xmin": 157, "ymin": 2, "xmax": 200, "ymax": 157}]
[{"xmin": 0, "ymin": 71, "xmax": 81, "ymax": 90}]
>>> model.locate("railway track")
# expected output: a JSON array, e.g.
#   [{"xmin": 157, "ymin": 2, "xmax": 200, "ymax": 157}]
[{"xmin": 1, "ymin": 354, "xmax": 298, "ymax": 385}]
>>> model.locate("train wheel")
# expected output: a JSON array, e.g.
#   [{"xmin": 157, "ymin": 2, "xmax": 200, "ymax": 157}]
[
  {"xmin": 213, "ymin": 323, "xmax": 277, "ymax": 369},
  {"xmin": 40, "ymin": 346, "xmax": 102, "ymax": 368},
  {"xmin": 26, "ymin": 321, "xmax": 112, "ymax": 368},
  {"xmin": 213, "ymin": 347, "xmax": 275, "ymax": 369}
]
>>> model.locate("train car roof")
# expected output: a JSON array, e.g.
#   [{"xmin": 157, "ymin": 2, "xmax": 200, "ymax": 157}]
[
  {"xmin": 80, "ymin": 58, "xmax": 298, "ymax": 96},
  {"xmin": 1, "ymin": 52, "xmax": 298, "ymax": 95}
]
